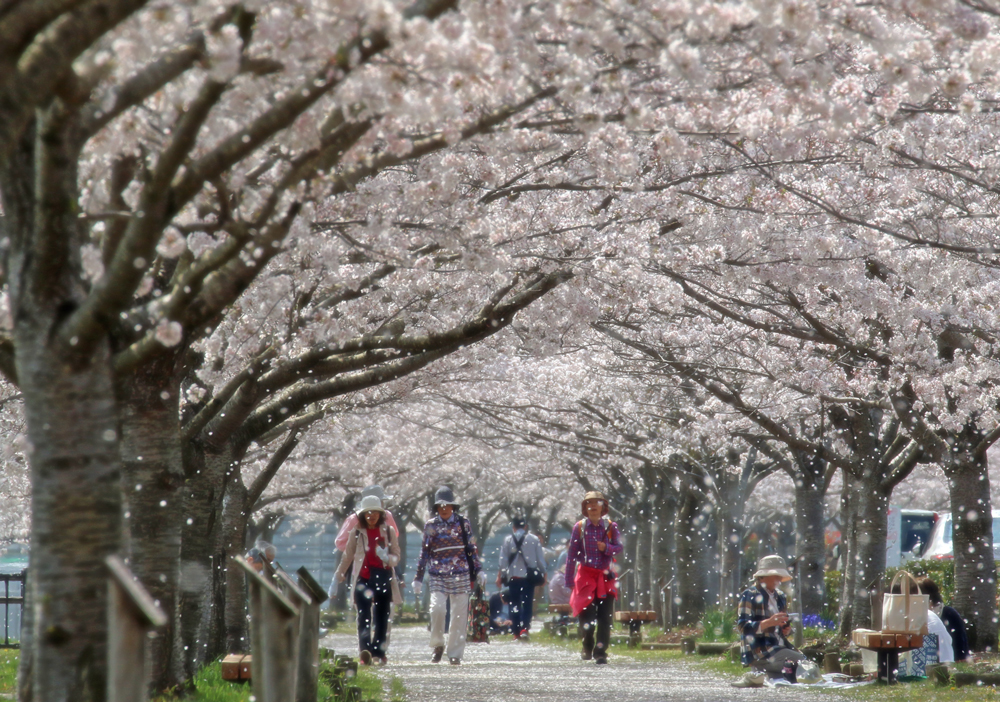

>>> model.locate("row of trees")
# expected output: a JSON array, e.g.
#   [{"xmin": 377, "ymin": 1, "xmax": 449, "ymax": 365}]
[{"xmin": 3, "ymin": 1, "xmax": 1000, "ymax": 700}]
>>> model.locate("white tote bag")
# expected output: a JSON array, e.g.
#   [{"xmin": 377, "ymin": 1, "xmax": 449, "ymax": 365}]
[{"xmin": 882, "ymin": 571, "xmax": 929, "ymax": 634}]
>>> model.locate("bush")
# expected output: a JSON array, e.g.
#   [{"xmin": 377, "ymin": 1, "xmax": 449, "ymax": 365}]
[
  {"xmin": 823, "ymin": 569, "xmax": 841, "ymax": 623},
  {"xmin": 700, "ymin": 608, "xmax": 737, "ymax": 643},
  {"xmin": 885, "ymin": 559, "xmax": 956, "ymax": 602}
]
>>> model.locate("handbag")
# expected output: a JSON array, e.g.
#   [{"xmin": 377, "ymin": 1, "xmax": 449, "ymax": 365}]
[
  {"xmin": 457, "ymin": 515, "xmax": 479, "ymax": 587},
  {"xmin": 882, "ymin": 570, "xmax": 929, "ymax": 634}
]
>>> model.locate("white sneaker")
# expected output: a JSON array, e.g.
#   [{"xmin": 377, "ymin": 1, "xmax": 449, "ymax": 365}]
[{"xmin": 731, "ymin": 672, "xmax": 765, "ymax": 688}]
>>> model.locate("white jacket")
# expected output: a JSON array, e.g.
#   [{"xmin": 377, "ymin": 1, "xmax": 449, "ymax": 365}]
[{"xmin": 336, "ymin": 521, "xmax": 403, "ymax": 608}]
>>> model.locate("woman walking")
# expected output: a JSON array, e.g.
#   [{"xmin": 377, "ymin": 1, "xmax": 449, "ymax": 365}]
[
  {"xmin": 565, "ymin": 491, "xmax": 622, "ymax": 664},
  {"xmin": 336, "ymin": 495, "xmax": 402, "ymax": 665},
  {"xmin": 412, "ymin": 486, "xmax": 486, "ymax": 664}
]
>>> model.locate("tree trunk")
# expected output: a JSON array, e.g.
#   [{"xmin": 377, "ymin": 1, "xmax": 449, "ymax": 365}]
[
  {"xmin": 178, "ymin": 444, "xmax": 232, "ymax": 676},
  {"xmin": 17, "ymin": 340, "xmax": 122, "ymax": 702},
  {"xmin": 634, "ymin": 512, "xmax": 651, "ymax": 609},
  {"xmin": 793, "ymin": 475, "xmax": 827, "ymax": 617},
  {"xmin": 675, "ymin": 490, "xmax": 708, "ymax": 624},
  {"xmin": 839, "ymin": 476, "xmax": 889, "ymax": 635},
  {"xmin": 221, "ymin": 473, "xmax": 251, "ymax": 653},
  {"xmin": 118, "ymin": 357, "xmax": 184, "ymax": 692},
  {"xmin": 946, "ymin": 454, "xmax": 998, "ymax": 652}
]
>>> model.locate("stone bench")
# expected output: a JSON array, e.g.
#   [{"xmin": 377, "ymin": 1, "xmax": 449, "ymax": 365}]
[{"xmin": 614, "ymin": 610, "xmax": 657, "ymax": 647}]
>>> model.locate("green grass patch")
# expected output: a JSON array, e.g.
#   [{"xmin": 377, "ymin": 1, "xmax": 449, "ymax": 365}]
[
  {"xmin": 0, "ymin": 649, "xmax": 18, "ymax": 694},
  {"xmin": 150, "ymin": 658, "xmax": 386, "ymax": 702}
]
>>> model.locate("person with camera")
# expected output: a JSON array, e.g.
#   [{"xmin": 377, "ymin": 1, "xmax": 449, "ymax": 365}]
[
  {"xmin": 496, "ymin": 516, "xmax": 547, "ymax": 641},
  {"xmin": 734, "ymin": 555, "xmax": 806, "ymax": 686}
]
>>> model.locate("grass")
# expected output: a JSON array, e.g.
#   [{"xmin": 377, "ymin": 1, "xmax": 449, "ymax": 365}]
[
  {"xmin": 150, "ymin": 657, "xmax": 387, "ymax": 702},
  {"xmin": 0, "ymin": 649, "xmax": 17, "ymax": 694}
]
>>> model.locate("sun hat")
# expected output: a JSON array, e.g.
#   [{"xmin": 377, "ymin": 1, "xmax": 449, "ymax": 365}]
[
  {"xmin": 356, "ymin": 494, "xmax": 385, "ymax": 517},
  {"xmin": 361, "ymin": 484, "xmax": 394, "ymax": 504},
  {"xmin": 581, "ymin": 491, "xmax": 609, "ymax": 517},
  {"xmin": 753, "ymin": 554, "xmax": 792, "ymax": 582},
  {"xmin": 434, "ymin": 486, "xmax": 459, "ymax": 507}
]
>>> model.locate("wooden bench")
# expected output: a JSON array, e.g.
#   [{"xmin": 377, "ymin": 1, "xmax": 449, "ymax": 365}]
[
  {"xmin": 614, "ymin": 610, "xmax": 657, "ymax": 647},
  {"xmin": 221, "ymin": 653, "xmax": 252, "ymax": 681},
  {"xmin": 852, "ymin": 629, "xmax": 924, "ymax": 684}
]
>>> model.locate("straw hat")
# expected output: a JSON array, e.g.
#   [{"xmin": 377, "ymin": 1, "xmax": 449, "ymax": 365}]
[
  {"xmin": 753, "ymin": 554, "xmax": 792, "ymax": 582},
  {"xmin": 581, "ymin": 491, "xmax": 609, "ymax": 517}
]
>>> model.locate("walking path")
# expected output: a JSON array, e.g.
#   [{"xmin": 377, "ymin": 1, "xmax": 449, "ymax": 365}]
[{"xmin": 321, "ymin": 626, "xmax": 850, "ymax": 702}]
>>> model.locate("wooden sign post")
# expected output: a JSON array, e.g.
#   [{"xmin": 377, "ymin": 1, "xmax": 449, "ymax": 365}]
[
  {"xmin": 235, "ymin": 556, "xmax": 300, "ymax": 702},
  {"xmin": 106, "ymin": 556, "xmax": 168, "ymax": 702},
  {"xmin": 295, "ymin": 568, "xmax": 329, "ymax": 702}
]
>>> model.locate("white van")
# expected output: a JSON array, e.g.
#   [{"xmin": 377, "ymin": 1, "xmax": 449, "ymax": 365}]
[
  {"xmin": 885, "ymin": 507, "xmax": 938, "ymax": 567},
  {"xmin": 921, "ymin": 509, "xmax": 1000, "ymax": 561}
]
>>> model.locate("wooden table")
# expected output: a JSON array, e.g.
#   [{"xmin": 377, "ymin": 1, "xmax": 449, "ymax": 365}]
[{"xmin": 852, "ymin": 630, "xmax": 924, "ymax": 684}]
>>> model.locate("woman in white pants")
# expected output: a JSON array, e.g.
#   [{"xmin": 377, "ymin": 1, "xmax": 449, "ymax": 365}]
[{"xmin": 412, "ymin": 486, "xmax": 485, "ymax": 664}]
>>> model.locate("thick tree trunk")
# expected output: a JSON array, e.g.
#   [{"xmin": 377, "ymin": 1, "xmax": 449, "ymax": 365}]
[
  {"xmin": 18, "ymin": 340, "xmax": 122, "ymax": 702},
  {"xmin": 634, "ymin": 512, "xmax": 651, "ymax": 609},
  {"xmin": 675, "ymin": 490, "xmax": 708, "ymax": 624},
  {"xmin": 651, "ymin": 492, "xmax": 677, "ymax": 622},
  {"xmin": 946, "ymin": 455, "xmax": 998, "ymax": 652},
  {"xmin": 715, "ymin": 480, "xmax": 745, "ymax": 610},
  {"xmin": 838, "ymin": 477, "xmax": 889, "ymax": 635},
  {"xmin": 221, "ymin": 473, "xmax": 251, "ymax": 653},
  {"xmin": 118, "ymin": 357, "xmax": 185, "ymax": 692},
  {"xmin": 178, "ymin": 444, "xmax": 232, "ymax": 676},
  {"xmin": 793, "ymin": 478, "xmax": 826, "ymax": 617}
]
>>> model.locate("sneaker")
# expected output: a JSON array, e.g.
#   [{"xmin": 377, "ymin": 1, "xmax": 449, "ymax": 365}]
[
  {"xmin": 359, "ymin": 650, "xmax": 372, "ymax": 666},
  {"xmin": 581, "ymin": 649, "xmax": 593, "ymax": 661},
  {"xmin": 431, "ymin": 646, "xmax": 444, "ymax": 663},
  {"xmin": 449, "ymin": 657, "xmax": 461, "ymax": 665},
  {"xmin": 376, "ymin": 656, "xmax": 387, "ymax": 666},
  {"xmin": 519, "ymin": 631, "xmax": 530, "ymax": 643},
  {"xmin": 595, "ymin": 657, "xmax": 608, "ymax": 665},
  {"xmin": 731, "ymin": 672, "xmax": 765, "ymax": 688}
]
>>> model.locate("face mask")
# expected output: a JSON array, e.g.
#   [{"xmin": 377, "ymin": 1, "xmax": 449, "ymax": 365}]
[{"xmin": 513, "ymin": 529, "xmax": 525, "ymax": 539}]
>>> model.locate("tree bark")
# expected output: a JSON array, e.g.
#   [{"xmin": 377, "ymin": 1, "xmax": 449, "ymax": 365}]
[
  {"xmin": 675, "ymin": 490, "xmax": 708, "ymax": 624},
  {"xmin": 118, "ymin": 355, "xmax": 185, "ymax": 692},
  {"xmin": 945, "ymin": 453, "xmax": 998, "ymax": 652},
  {"xmin": 17, "ymin": 340, "xmax": 122, "ymax": 702},
  {"xmin": 221, "ymin": 472, "xmax": 251, "ymax": 654},
  {"xmin": 178, "ymin": 443, "xmax": 233, "ymax": 676},
  {"xmin": 634, "ymin": 511, "xmax": 652, "ymax": 609},
  {"xmin": 791, "ymin": 453, "xmax": 828, "ymax": 617}
]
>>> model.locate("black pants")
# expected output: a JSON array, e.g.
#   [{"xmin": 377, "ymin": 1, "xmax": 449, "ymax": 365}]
[
  {"xmin": 509, "ymin": 577, "xmax": 536, "ymax": 634},
  {"xmin": 580, "ymin": 595, "xmax": 614, "ymax": 660},
  {"xmin": 355, "ymin": 568, "xmax": 392, "ymax": 658}
]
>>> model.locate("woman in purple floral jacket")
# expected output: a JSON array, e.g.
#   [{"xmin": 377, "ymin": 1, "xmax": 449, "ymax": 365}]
[{"xmin": 412, "ymin": 486, "xmax": 486, "ymax": 665}]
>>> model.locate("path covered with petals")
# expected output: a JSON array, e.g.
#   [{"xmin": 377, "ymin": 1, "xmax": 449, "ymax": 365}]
[{"xmin": 323, "ymin": 626, "xmax": 850, "ymax": 702}]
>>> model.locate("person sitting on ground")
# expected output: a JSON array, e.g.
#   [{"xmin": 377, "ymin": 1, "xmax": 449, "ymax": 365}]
[
  {"xmin": 918, "ymin": 576, "xmax": 970, "ymax": 663},
  {"xmin": 736, "ymin": 555, "xmax": 806, "ymax": 678},
  {"xmin": 566, "ymin": 491, "xmax": 622, "ymax": 665},
  {"xmin": 489, "ymin": 589, "xmax": 512, "ymax": 634}
]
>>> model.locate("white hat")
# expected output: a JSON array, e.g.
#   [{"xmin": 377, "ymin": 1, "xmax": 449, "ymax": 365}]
[
  {"xmin": 753, "ymin": 554, "xmax": 792, "ymax": 582},
  {"xmin": 356, "ymin": 494, "xmax": 385, "ymax": 517}
]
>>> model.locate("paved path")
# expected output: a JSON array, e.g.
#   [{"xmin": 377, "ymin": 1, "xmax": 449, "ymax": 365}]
[{"xmin": 321, "ymin": 627, "xmax": 850, "ymax": 702}]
